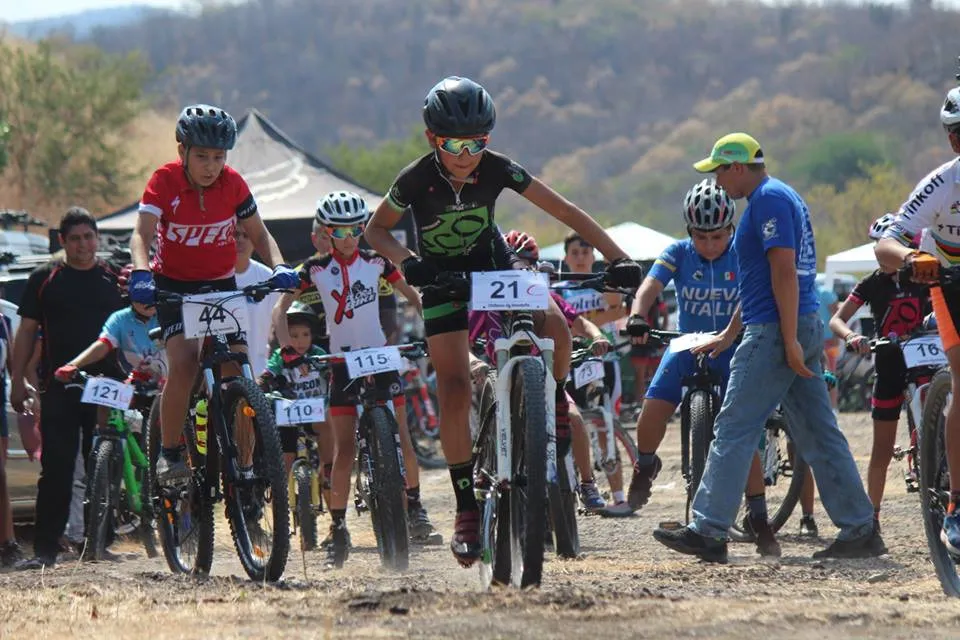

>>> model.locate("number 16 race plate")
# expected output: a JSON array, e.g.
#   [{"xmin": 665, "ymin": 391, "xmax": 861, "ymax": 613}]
[
  {"xmin": 902, "ymin": 334, "xmax": 948, "ymax": 369},
  {"xmin": 471, "ymin": 271, "xmax": 549, "ymax": 311}
]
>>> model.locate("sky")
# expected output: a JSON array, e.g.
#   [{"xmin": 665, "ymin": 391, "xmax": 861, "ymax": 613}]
[
  {"xmin": 2, "ymin": 0, "xmax": 186, "ymax": 23},
  {"xmin": 3, "ymin": 0, "xmax": 960, "ymax": 23}
]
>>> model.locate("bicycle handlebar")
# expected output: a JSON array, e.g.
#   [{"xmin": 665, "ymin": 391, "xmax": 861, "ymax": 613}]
[{"xmin": 154, "ymin": 281, "xmax": 293, "ymax": 307}]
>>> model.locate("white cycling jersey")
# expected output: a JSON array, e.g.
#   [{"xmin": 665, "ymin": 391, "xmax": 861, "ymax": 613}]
[{"xmin": 883, "ymin": 156, "xmax": 960, "ymax": 265}]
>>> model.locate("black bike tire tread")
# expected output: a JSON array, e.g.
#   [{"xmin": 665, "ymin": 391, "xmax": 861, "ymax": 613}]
[
  {"xmin": 517, "ymin": 359, "xmax": 547, "ymax": 588},
  {"xmin": 918, "ymin": 369, "xmax": 960, "ymax": 596},
  {"xmin": 222, "ymin": 377, "xmax": 291, "ymax": 582},
  {"xmin": 549, "ymin": 455, "xmax": 580, "ymax": 559},
  {"xmin": 87, "ymin": 440, "xmax": 114, "ymax": 561},
  {"xmin": 366, "ymin": 406, "xmax": 410, "ymax": 571},
  {"xmin": 688, "ymin": 390, "xmax": 713, "ymax": 513},
  {"xmin": 767, "ymin": 417, "xmax": 807, "ymax": 533},
  {"xmin": 294, "ymin": 463, "xmax": 318, "ymax": 551}
]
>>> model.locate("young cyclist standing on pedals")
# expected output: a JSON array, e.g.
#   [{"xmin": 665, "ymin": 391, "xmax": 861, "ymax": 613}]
[
  {"xmin": 626, "ymin": 179, "xmax": 780, "ymax": 556},
  {"xmin": 364, "ymin": 76, "xmax": 642, "ymax": 568},
  {"xmin": 833, "ymin": 215, "xmax": 930, "ymax": 530},
  {"xmin": 273, "ymin": 191, "xmax": 441, "ymax": 569},
  {"xmin": 127, "ymin": 105, "xmax": 300, "ymax": 486},
  {"xmin": 875, "ymin": 84, "xmax": 960, "ymax": 551}
]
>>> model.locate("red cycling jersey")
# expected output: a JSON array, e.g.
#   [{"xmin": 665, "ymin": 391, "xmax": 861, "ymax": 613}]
[{"xmin": 138, "ymin": 160, "xmax": 258, "ymax": 281}]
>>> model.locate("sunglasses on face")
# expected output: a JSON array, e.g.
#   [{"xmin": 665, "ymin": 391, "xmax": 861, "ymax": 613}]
[
  {"xmin": 436, "ymin": 135, "xmax": 490, "ymax": 156},
  {"xmin": 326, "ymin": 224, "xmax": 365, "ymax": 239}
]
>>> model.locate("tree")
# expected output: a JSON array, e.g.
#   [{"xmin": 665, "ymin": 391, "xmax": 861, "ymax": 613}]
[
  {"xmin": 0, "ymin": 119, "xmax": 9, "ymax": 174},
  {"xmin": 786, "ymin": 131, "xmax": 890, "ymax": 191},
  {"xmin": 0, "ymin": 39, "xmax": 149, "ymax": 210},
  {"xmin": 324, "ymin": 129, "xmax": 430, "ymax": 194}
]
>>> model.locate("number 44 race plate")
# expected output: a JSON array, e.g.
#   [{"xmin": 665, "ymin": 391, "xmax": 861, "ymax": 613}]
[{"xmin": 471, "ymin": 271, "xmax": 549, "ymax": 311}]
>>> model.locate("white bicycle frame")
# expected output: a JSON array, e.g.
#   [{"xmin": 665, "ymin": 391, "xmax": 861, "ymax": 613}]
[
  {"xmin": 493, "ymin": 329, "xmax": 557, "ymax": 486},
  {"xmin": 575, "ymin": 355, "xmax": 619, "ymax": 473}
]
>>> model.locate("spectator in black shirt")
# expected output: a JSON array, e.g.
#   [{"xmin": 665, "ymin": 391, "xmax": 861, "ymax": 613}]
[{"xmin": 10, "ymin": 208, "xmax": 123, "ymax": 569}]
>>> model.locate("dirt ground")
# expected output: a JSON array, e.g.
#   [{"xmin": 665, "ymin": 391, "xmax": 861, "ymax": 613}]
[{"xmin": 2, "ymin": 411, "xmax": 959, "ymax": 639}]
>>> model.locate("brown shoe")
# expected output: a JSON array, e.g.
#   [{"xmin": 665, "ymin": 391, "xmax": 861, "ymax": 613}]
[{"xmin": 627, "ymin": 455, "xmax": 662, "ymax": 511}]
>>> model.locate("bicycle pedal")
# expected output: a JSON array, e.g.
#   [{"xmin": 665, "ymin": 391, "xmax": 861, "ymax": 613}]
[{"xmin": 657, "ymin": 520, "xmax": 684, "ymax": 531}]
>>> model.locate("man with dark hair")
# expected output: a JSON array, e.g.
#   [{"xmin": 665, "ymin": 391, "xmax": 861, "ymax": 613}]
[{"xmin": 9, "ymin": 207, "xmax": 123, "ymax": 569}]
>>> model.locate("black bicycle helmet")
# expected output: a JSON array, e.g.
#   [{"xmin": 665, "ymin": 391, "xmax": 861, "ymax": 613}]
[
  {"xmin": 286, "ymin": 301, "xmax": 320, "ymax": 333},
  {"xmin": 175, "ymin": 104, "xmax": 238, "ymax": 150},
  {"xmin": 423, "ymin": 76, "xmax": 496, "ymax": 137}
]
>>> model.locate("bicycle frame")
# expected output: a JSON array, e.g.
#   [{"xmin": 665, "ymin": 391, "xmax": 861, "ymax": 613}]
[{"xmin": 94, "ymin": 407, "xmax": 151, "ymax": 514}]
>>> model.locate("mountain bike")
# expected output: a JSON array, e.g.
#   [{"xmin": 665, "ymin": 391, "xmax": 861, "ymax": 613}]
[
  {"xmin": 448, "ymin": 268, "xmax": 630, "ymax": 588},
  {"xmin": 67, "ymin": 371, "xmax": 159, "ymax": 560},
  {"xmin": 641, "ymin": 329, "xmax": 808, "ymax": 536},
  {"xmin": 262, "ymin": 383, "xmax": 326, "ymax": 552},
  {"xmin": 148, "ymin": 281, "xmax": 290, "ymax": 582},
  {"xmin": 293, "ymin": 342, "xmax": 426, "ymax": 570},
  {"xmin": 402, "ymin": 362, "xmax": 444, "ymax": 469},
  {"xmin": 566, "ymin": 338, "xmax": 639, "ymax": 513},
  {"xmin": 907, "ymin": 265, "xmax": 960, "ymax": 597}
]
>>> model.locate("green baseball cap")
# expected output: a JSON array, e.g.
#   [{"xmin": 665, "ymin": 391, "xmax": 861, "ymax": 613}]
[{"xmin": 693, "ymin": 132, "xmax": 765, "ymax": 173}]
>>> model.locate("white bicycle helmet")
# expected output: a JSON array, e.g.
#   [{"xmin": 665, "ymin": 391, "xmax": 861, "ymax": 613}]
[
  {"xmin": 868, "ymin": 213, "xmax": 896, "ymax": 241},
  {"xmin": 682, "ymin": 179, "xmax": 736, "ymax": 231},
  {"xmin": 315, "ymin": 191, "xmax": 370, "ymax": 226},
  {"xmin": 942, "ymin": 87, "xmax": 960, "ymax": 130}
]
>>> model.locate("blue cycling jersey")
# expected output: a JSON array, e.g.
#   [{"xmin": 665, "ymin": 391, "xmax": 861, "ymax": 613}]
[
  {"xmin": 99, "ymin": 308, "xmax": 166, "ymax": 379},
  {"xmin": 647, "ymin": 238, "xmax": 739, "ymax": 334}
]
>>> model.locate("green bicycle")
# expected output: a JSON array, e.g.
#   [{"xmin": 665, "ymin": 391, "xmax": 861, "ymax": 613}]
[{"xmin": 67, "ymin": 371, "xmax": 159, "ymax": 560}]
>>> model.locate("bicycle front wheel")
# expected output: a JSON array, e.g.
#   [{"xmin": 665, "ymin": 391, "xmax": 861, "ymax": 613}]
[
  {"xmin": 86, "ymin": 440, "xmax": 115, "ymax": 560},
  {"xmin": 221, "ymin": 378, "xmax": 290, "ymax": 582},
  {"xmin": 148, "ymin": 394, "xmax": 214, "ymax": 575},
  {"xmin": 365, "ymin": 406, "xmax": 410, "ymax": 571},
  {"xmin": 685, "ymin": 389, "xmax": 715, "ymax": 522},
  {"xmin": 919, "ymin": 369, "xmax": 960, "ymax": 597},
  {"xmin": 548, "ymin": 452, "xmax": 580, "ymax": 559},
  {"xmin": 293, "ymin": 461, "xmax": 318, "ymax": 551},
  {"xmin": 511, "ymin": 359, "xmax": 548, "ymax": 588}
]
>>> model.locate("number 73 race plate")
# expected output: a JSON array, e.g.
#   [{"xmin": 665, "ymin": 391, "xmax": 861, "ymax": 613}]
[{"xmin": 471, "ymin": 271, "xmax": 549, "ymax": 311}]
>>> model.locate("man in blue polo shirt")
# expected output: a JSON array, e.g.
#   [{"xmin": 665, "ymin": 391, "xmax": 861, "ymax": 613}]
[{"xmin": 652, "ymin": 133, "xmax": 884, "ymax": 563}]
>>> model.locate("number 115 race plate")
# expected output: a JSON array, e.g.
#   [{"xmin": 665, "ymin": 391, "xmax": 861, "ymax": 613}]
[{"xmin": 471, "ymin": 271, "xmax": 549, "ymax": 311}]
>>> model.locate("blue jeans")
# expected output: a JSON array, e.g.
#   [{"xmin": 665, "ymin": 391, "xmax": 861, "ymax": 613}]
[{"xmin": 690, "ymin": 314, "xmax": 874, "ymax": 540}]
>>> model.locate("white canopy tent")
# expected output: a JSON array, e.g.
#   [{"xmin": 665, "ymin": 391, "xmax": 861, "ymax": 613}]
[
  {"xmin": 823, "ymin": 242, "xmax": 877, "ymax": 288},
  {"xmin": 540, "ymin": 221, "xmax": 677, "ymax": 262}
]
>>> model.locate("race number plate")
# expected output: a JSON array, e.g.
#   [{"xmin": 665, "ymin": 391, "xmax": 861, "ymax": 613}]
[
  {"xmin": 275, "ymin": 398, "xmax": 326, "ymax": 425},
  {"xmin": 668, "ymin": 332, "xmax": 717, "ymax": 354},
  {"xmin": 902, "ymin": 335, "xmax": 948, "ymax": 369},
  {"xmin": 81, "ymin": 377, "xmax": 134, "ymax": 410},
  {"xmin": 181, "ymin": 291, "xmax": 249, "ymax": 339},
  {"xmin": 345, "ymin": 346, "xmax": 404, "ymax": 378},
  {"xmin": 573, "ymin": 360, "xmax": 605, "ymax": 389},
  {"xmin": 471, "ymin": 271, "xmax": 549, "ymax": 311}
]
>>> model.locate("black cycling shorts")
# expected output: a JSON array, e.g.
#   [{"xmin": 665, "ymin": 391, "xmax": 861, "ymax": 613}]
[
  {"xmin": 871, "ymin": 341, "xmax": 907, "ymax": 421},
  {"xmin": 155, "ymin": 274, "xmax": 245, "ymax": 344},
  {"xmin": 328, "ymin": 363, "xmax": 404, "ymax": 417}
]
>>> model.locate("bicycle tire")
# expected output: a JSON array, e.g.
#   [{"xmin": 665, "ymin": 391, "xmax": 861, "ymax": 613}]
[
  {"xmin": 406, "ymin": 391, "xmax": 445, "ymax": 469},
  {"xmin": 86, "ymin": 440, "xmax": 115, "ymax": 561},
  {"xmin": 513, "ymin": 358, "xmax": 548, "ymax": 588},
  {"xmin": 918, "ymin": 369, "xmax": 960, "ymax": 597},
  {"xmin": 365, "ymin": 406, "xmax": 410, "ymax": 571},
  {"xmin": 294, "ymin": 461, "xmax": 318, "ymax": 551},
  {"xmin": 548, "ymin": 452, "xmax": 579, "ymax": 559},
  {"xmin": 221, "ymin": 377, "xmax": 290, "ymax": 582},
  {"xmin": 130, "ymin": 424, "xmax": 159, "ymax": 558},
  {"xmin": 686, "ymin": 389, "xmax": 714, "ymax": 522},
  {"xmin": 148, "ymin": 394, "xmax": 214, "ymax": 575},
  {"xmin": 728, "ymin": 412, "xmax": 809, "ymax": 541}
]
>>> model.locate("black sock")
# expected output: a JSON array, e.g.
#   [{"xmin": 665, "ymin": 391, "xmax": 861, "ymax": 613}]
[
  {"xmin": 331, "ymin": 509, "xmax": 346, "ymax": 525},
  {"xmin": 449, "ymin": 461, "xmax": 477, "ymax": 513},
  {"xmin": 161, "ymin": 446, "xmax": 182, "ymax": 459},
  {"xmin": 406, "ymin": 485, "xmax": 422, "ymax": 511},
  {"xmin": 746, "ymin": 494, "xmax": 767, "ymax": 522}
]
